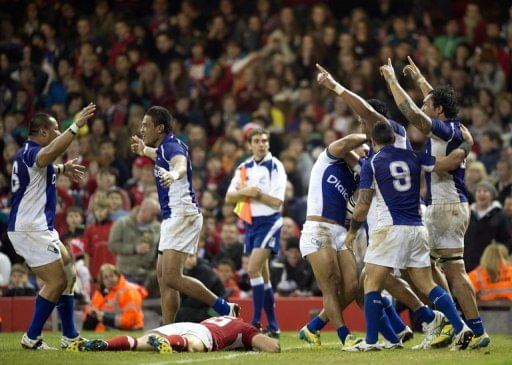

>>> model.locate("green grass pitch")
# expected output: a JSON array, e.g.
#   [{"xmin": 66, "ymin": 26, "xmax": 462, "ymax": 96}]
[{"xmin": 1, "ymin": 331, "xmax": 511, "ymax": 365}]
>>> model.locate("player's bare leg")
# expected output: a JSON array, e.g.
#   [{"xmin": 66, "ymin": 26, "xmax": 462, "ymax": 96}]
[
  {"xmin": 307, "ymin": 247, "xmax": 345, "ymax": 330},
  {"xmin": 161, "ymin": 250, "xmax": 218, "ymax": 304},
  {"xmin": 157, "ymin": 254, "xmax": 180, "ymax": 323}
]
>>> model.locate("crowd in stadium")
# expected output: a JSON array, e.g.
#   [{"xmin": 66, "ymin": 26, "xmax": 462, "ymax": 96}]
[{"xmin": 1, "ymin": 0, "xmax": 512, "ymax": 333}]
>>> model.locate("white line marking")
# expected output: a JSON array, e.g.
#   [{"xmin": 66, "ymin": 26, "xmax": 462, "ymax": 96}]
[{"xmin": 135, "ymin": 342, "xmax": 341, "ymax": 365}]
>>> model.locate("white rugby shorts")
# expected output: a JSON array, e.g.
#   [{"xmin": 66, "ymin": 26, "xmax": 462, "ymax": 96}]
[
  {"xmin": 424, "ymin": 203, "xmax": 469, "ymax": 251},
  {"xmin": 8, "ymin": 230, "xmax": 62, "ymax": 267},
  {"xmin": 151, "ymin": 322, "xmax": 213, "ymax": 351},
  {"xmin": 299, "ymin": 220, "xmax": 348, "ymax": 257},
  {"xmin": 159, "ymin": 213, "xmax": 203, "ymax": 254},
  {"xmin": 364, "ymin": 225, "xmax": 430, "ymax": 269}
]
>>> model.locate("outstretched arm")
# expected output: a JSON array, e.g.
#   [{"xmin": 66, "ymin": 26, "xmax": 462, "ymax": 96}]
[
  {"xmin": 403, "ymin": 56, "xmax": 433, "ymax": 97},
  {"xmin": 316, "ymin": 64, "xmax": 387, "ymax": 126},
  {"xmin": 380, "ymin": 58, "xmax": 432, "ymax": 135}
]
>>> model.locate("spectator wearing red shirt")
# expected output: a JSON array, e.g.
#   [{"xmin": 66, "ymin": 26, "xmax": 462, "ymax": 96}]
[
  {"xmin": 83, "ymin": 199, "xmax": 115, "ymax": 279},
  {"xmin": 108, "ymin": 19, "xmax": 136, "ymax": 66}
]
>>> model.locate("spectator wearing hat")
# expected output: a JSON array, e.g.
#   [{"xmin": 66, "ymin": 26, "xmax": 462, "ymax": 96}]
[
  {"xmin": 464, "ymin": 181, "xmax": 512, "ymax": 272},
  {"xmin": 2, "ymin": 264, "xmax": 37, "ymax": 297}
]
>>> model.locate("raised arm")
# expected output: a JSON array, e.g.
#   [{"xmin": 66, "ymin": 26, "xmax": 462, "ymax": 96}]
[
  {"xmin": 403, "ymin": 56, "xmax": 433, "ymax": 97},
  {"xmin": 380, "ymin": 58, "xmax": 433, "ymax": 135},
  {"xmin": 316, "ymin": 64, "xmax": 387, "ymax": 125},
  {"xmin": 36, "ymin": 103, "xmax": 96, "ymax": 167}
]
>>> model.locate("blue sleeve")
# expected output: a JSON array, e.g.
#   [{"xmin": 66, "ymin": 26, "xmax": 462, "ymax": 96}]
[
  {"xmin": 23, "ymin": 145, "xmax": 41, "ymax": 167},
  {"xmin": 359, "ymin": 160, "xmax": 374, "ymax": 189},
  {"xmin": 451, "ymin": 123, "xmax": 463, "ymax": 143},
  {"xmin": 431, "ymin": 119, "xmax": 454, "ymax": 141},
  {"xmin": 162, "ymin": 141, "xmax": 186, "ymax": 161},
  {"xmin": 417, "ymin": 152, "xmax": 436, "ymax": 172}
]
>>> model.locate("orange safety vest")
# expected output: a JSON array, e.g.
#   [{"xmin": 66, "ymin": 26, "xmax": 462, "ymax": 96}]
[
  {"xmin": 469, "ymin": 264, "xmax": 512, "ymax": 301},
  {"xmin": 86, "ymin": 275, "xmax": 148, "ymax": 332}
]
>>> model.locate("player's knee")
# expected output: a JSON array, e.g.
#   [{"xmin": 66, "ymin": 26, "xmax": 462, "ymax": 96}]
[
  {"xmin": 163, "ymin": 274, "xmax": 181, "ymax": 289},
  {"xmin": 50, "ymin": 274, "xmax": 68, "ymax": 293},
  {"xmin": 247, "ymin": 268, "xmax": 262, "ymax": 278}
]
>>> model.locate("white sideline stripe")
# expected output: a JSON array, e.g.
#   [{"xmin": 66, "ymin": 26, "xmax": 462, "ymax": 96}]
[{"xmin": 136, "ymin": 342, "xmax": 340, "ymax": 365}]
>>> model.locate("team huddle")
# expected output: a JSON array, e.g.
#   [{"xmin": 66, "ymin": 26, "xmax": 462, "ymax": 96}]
[{"xmin": 7, "ymin": 56, "xmax": 489, "ymax": 354}]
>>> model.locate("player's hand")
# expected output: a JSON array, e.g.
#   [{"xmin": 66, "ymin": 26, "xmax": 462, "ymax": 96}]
[
  {"xmin": 460, "ymin": 124, "xmax": 474, "ymax": 145},
  {"xmin": 158, "ymin": 166, "xmax": 179, "ymax": 188},
  {"xmin": 316, "ymin": 63, "xmax": 340, "ymax": 91},
  {"xmin": 242, "ymin": 186, "xmax": 262, "ymax": 199},
  {"xmin": 131, "ymin": 135, "xmax": 146, "ymax": 156},
  {"xmin": 74, "ymin": 103, "xmax": 96, "ymax": 127},
  {"xmin": 63, "ymin": 158, "xmax": 87, "ymax": 182},
  {"xmin": 345, "ymin": 230, "xmax": 357, "ymax": 252},
  {"xmin": 380, "ymin": 58, "xmax": 397, "ymax": 83},
  {"xmin": 403, "ymin": 56, "xmax": 423, "ymax": 82}
]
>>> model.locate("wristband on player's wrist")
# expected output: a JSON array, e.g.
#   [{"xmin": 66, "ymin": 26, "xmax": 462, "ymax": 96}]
[
  {"xmin": 68, "ymin": 123, "xmax": 79, "ymax": 135},
  {"xmin": 334, "ymin": 84, "xmax": 345, "ymax": 95}
]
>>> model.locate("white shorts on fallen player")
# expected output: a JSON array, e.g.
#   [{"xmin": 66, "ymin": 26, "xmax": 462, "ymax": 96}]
[
  {"xmin": 158, "ymin": 213, "xmax": 203, "ymax": 254},
  {"xmin": 425, "ymin": 203, "xmax": 469, "ymax": 251},
  {"xmin": 8, "ymin": 229, "xmax": 62, "ymax": 267},
  {"xmin": 299, "ymin": 220, "xmax": 348, "ymax": 258},
  {"xmin": 151, "ymin": 322, "xmax": 213, "ymax": 351},
  {"xmin": 364, "ymin": 225, "xmax": 430, "ymax": 269}
]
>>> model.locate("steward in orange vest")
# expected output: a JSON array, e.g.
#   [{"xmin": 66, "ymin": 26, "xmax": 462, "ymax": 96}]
[
  {"xmin": 468, "ymin": 243, "xmax": 512, "ymax": 301},
  {"xmin": 83, "ymin": 264, "xmax": 147, "ymax": 331}
]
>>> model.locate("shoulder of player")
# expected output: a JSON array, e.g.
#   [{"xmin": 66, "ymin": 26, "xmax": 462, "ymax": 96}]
[{"xmin": 271, "ymin": 156, "xmax": 285, "ymax": 169}]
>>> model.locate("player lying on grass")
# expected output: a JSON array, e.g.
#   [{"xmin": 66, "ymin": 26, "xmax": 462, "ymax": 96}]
[{"xmin": 68, "ymin": 316, "xmax": 280, "ymax": 353}]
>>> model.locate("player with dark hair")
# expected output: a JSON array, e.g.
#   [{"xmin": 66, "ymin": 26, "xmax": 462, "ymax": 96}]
[
  {"xmin": 344, "ymin": 121, "xmax": 473, "ymax": 351},
  {"xmin": 68, "ymin": 316, "xmax": 280, "ymax": 353},
  {"xmin": 382, "ymin": 57, "xmax": 490, "ymax": 349},
  {"xmin": 304, "ymin": 64, "xmax": 446, "ymax": 349},
  {"xmin": 8, "ymin": 104, "xmax": 96, "ymax": 350},
  {"xmin": 298, "ymin": 132, "xmax": 368, "ymax": 348},
  {"xmin": 131, "ymin": 106, "xmax": 239, "ymax": 324}
]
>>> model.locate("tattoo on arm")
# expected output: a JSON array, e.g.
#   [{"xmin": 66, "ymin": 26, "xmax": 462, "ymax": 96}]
[
  {"xmin": 397, "ymin": 100, "xmax": 432, "ymax": 134},
  {"xmin": 350, "ymin": 218, "xmax": 363, "ymax": 231},
  {"xmin": 358, "ymin": 189, "xmax": 374, "ymax": 205}
]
